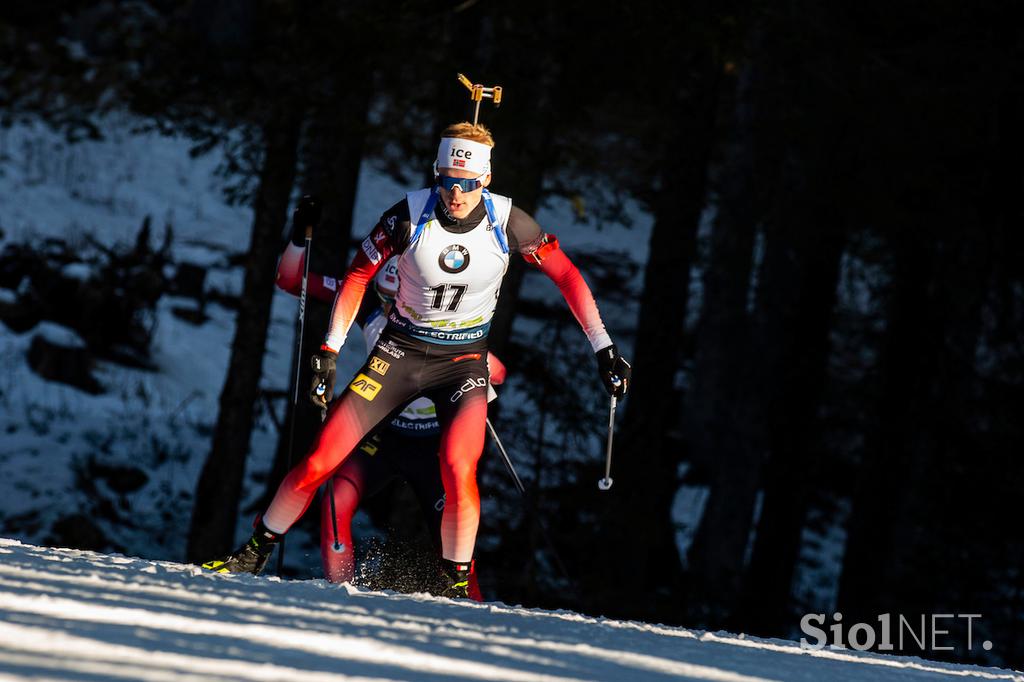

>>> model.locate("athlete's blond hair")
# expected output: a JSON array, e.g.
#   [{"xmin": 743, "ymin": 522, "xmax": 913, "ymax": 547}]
[{"xmin": 441, "ymin": 122, "xmax": 495, "ymax": 148}]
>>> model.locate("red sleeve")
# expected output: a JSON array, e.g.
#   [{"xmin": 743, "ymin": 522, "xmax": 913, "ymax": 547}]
[
  {"xmin": 527, "ymin": 235, "xmax": 613, "ymax": 352},
  {"xmin": 275, "ymin": 243, "xmax": 304, "ymax": 293},
  {"xmin": 487, "ymin": 352, "xmax": 507, "ymax": 385},
  {"xmin": 275, "ymin": 244, "xmax": 340, "ymax": 304},
  {"xmin": 322, "ymin": 225, "xmax": 394, "ymax": 352}
]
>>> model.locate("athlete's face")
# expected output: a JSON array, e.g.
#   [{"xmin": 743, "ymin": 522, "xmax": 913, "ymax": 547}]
[{"xmin": 437, "ymin": 167, "xmax": 491, "ymax": 219}]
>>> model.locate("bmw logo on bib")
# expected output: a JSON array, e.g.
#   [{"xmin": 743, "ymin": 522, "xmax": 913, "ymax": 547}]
[{"xmin": 439, "ymin": 245, "xmax": 471, "ymax": 273}]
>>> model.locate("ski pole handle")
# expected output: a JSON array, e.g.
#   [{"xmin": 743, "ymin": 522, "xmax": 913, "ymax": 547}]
[{"xmin": 598, "ymin": 383, "xmax": 620, "ymax": 491}]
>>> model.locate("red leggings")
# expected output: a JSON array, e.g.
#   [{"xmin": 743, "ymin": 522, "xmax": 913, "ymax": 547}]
[{"xmin": 265, "ymin": 329, "xmax": 489, "ymax": 564}]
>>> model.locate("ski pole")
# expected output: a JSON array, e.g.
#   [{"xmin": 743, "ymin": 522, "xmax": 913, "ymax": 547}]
[
  {"xmin": 486, "ymin": 417, "xmax": 525, "ymax": 495},
  {"xmin": 276, "ymin": 222, "xmax": 315, "ymax": 576},
  {"xmin": 327, "ymin": 478, "xmax": 342, "ymax": 551},
  {"xmin": 597, "ymin": 380, "xmax": 621, "ymax": 491},
  {"xmin": 322, "ymin": 411, "xmax": 342, "ymax": 552}
]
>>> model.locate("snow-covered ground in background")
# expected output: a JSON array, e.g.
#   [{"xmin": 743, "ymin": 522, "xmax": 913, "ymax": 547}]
[
  {"xmin": 0, "ymin": 115, "xmax": 284, "ymax": 561},
  {"xmin": 1, "ymin": 539, "xmax": 1019, "ymax": 682}
]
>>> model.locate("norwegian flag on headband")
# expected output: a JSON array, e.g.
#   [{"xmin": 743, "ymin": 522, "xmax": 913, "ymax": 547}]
[{"xmin": 437, "ymin": 137, "xmax": 491, "ymax": 174}]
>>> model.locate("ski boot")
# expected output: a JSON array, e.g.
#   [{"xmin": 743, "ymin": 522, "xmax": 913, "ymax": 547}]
[
  {"xmin": 201, "ymin": 520, "xmax": 282, "ymax": 575},
  {"xmin": 430, "ymin": 559, "xmax": 472, "ymax": 599}
]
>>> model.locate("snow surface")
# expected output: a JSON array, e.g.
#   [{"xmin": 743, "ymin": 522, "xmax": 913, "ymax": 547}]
[{"xmin": 0, "ymin": 539, "xmax": 1020, "ymax": 682}]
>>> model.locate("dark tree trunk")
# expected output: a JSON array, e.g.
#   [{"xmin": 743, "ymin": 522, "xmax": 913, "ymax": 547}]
[
  {"xmin": 734, "ymin": 15, "xmax": 857, "ymax": 626},
  {"xmin": 835, "ymin": 218, "xmax": 937, "ymax": 620},
  {"xmin": 187, "ymin": 107, "xmax": 302, "ymax": 562},
  {"xmin": 737, "ymin": 153, "xmax": 849, "ymax": 635},
  {"xmin": 836, "ymin": 29, "xmax": 1005, "ymax": 628},
  {"xmin": 257, "ymin": 82, "xmax": 372, "ymax": 526},
  {"xmin": 683, "ymin": 58, "xmax": 763, "ymax": 624},
  {"xmin": 600, "ymin": 63, "xmax": 722, "ymax": 620},
  {"xmin": 838, "ymin": 213, "xmax": 992, "ymax": 629}
]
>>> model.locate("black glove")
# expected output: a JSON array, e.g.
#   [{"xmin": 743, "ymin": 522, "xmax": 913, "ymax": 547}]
[
  {"xmin": 309, "ymin": 348, "xmax": 337, "ymax": 409},
  {"xmin": 596, "ymin": 344, "xmax": 631, "ymax": 398},
  {"xmin": 289, "ymin": 195, "xmax": 323, "ymax": 246}
]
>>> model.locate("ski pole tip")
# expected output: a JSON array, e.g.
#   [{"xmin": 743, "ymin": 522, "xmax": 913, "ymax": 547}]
[{"xmin": 598, "ymin": 477, "xmax": 613, "ymax": 491}]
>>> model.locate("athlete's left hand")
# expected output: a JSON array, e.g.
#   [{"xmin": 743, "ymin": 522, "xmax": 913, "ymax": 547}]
[
  {"xmin": 309, "ymin": 348, "xmax": 337, "ymax": 409},
  {"xmin": 596, "ymin": 344, "xmax": 631, "ymax": 398}
]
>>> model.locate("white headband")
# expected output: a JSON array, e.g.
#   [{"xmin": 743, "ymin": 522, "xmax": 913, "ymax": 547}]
[{"xmin": 436, "ymin": 137, "xmax": 491, "ymax": 175}]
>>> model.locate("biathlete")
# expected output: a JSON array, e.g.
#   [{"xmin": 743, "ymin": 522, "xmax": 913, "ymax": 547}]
[
  {"xmin": 204, "ymin": 122, "xmax": 631, "ymax": 598},
  {"xmin": 275, "ymin": 242, "xmax": 498, "ymax": 600}
]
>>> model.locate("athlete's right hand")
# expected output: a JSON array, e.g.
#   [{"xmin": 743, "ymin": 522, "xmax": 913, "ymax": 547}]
[
  {"xmin": 596, "ymin": 344, "xmax": 631, "ymax": 398},
  {"xmin": 309, "ymin": 347, "xmax": 338, "ymax": 409},
  {"xmin": 290, "ymin": 195, "xmax": 323, "ymax": 246}
]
